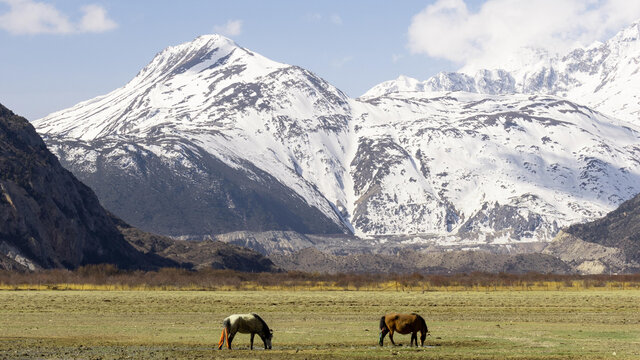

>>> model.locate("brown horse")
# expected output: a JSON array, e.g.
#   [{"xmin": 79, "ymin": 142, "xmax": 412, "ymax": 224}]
[{"xmin": 379, "ymin": 313, "xmax": 429, "ymax": 346}]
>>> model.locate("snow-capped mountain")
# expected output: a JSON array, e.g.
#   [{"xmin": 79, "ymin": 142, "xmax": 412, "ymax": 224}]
[
  {"xmin": 363, "ymin": 20, "xmax": 640, "ymax": 126},
  {"xmin": 36, "ymin": 35, "xmax": 354, "ymax": 237},
  {"xmin": 34, "ymin": 32, "xmax": 640, "ymax": 245},
  {"xmin": 354, "ymin": 92, "xmax": 640, "ymax": 241}
]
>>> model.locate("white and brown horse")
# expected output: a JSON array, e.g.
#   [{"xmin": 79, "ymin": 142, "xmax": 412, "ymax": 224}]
[
  {"xmin": 218, "ymin": 313, "xmax": 273, "ymax": 350},
  {"xmin": 379, "ymin": 312, "xmax": 429, "ymax": 346}
]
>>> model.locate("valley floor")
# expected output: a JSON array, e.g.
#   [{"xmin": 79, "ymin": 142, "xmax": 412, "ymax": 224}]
[{"xmin": 0, "ymin": 289, "xmax": 639, "ymax": 359}]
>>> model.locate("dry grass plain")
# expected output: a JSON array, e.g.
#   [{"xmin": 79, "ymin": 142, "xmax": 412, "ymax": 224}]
[{"xmin": 0, "ymin": 289, "xmax": 639, "ymax": 359}]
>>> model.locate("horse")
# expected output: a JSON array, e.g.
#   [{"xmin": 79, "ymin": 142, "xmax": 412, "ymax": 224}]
[
  {"xmin": 217, "ymin": 313, "xmax": 273, "ymax": 350},
  {"xmin": 379, "ymin": 312, "xmax": 429, "ymax": 347}
]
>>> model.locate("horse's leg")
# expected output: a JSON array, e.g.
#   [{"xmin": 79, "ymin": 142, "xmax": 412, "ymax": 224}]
[
  {"xmin": 227, "ymin": 331, "xmax": 235, "ymax": 350},
  {"xmin": 389, "ymin": 330, "xmax": 396, "ymax": 346},
  {"xmin": 250, "ymin": 333, "xmax": 255, "ymax": 350},
  {"xmin": 379, "ymin": 329, "xmax": 389, "ymax": 346}
]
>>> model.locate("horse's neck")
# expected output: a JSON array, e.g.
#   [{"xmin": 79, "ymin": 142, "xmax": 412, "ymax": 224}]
[{"xmin": 259, "ymin": 325, "xmax": 269, "ymax": 337}]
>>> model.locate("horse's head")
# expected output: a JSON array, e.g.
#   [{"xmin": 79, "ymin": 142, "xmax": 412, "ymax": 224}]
[
  {"xmin": 420, "ymin": 321, "xmax": 429, "ymax": 344},
  {"xmin": 264, "ymin": 329, "xmax": 273, "ymax": 349}
]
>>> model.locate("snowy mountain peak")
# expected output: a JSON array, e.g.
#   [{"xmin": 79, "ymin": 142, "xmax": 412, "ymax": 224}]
[
  {"xmin": 363, "ymin": 19, "xmax": 640, "ymax": 126},
  {"xmin": 131, "ymin": 33, "xmax": 282, "ymax": 88},
  {"xmin": 34, "ymin": 35, "xmax": 355, "ymax": 236},
  {"xmin": 360, "ymin": 75, "xmax": 423, "ymax": 99},
  {"xmin": 613, "ymin": 19, "xmax": 640, "ymax": 43},
  {"xmin": 34, "ymin": 34, "xmax": 290, "ymax": 141},
  {"xmin": 135, "ymin": 34, "xmax": 238, "ymax": 78},
  {"xmin": 168, "ymin": 34, "xmax": 236, "ymax": 54}
]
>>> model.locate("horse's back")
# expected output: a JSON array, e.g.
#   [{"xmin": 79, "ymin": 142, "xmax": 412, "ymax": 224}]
[
  {"xmin": 226, "ymin": 313, "xmax": 263, "ymax": 333},
  {"xmin": 385, "ymin": 313, "xmax": 421, "ymax": 334}
]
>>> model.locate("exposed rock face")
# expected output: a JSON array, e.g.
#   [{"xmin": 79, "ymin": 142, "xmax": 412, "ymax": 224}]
[
  {"xmin": 543, "ymin": 231, "xmax": 636, "ymax": 274},
  {"xmin": 270, "ymin": 247, "xmax": 571, "ymax": 274},
  {"xmin": 563, "ymin": 193, "xmax": 640, "ymax": 266},
  {"xmin": 270, "ymin": 247, "xmax": 415, "ymax": 274},
  {"xmin": 213, "ymin": 231, "xmax": 316, "ymax": 256},
  {"xmin": 0, "ymin": 103, "xmax": 161, "ymax": 270}
]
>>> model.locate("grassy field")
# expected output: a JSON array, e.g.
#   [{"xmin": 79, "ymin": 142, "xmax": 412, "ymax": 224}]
[{"xmin": 0, "ymin": 289, "xmax": 639, "ymax": 359}]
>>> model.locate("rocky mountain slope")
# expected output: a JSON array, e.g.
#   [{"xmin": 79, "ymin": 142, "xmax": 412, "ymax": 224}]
[
  {"xmin": 34, "ymin": 30, "xmax": 640, "ymax": 246},
  {"xmin": 363, "ymin": 20, "xmax": 640, "ymax": 126},
  {"xmin": 541, "ymin": 193, "xmax": 640, "ymax": 274},
  {"xmin": 270, "ymin": 247, "xmax": 571, "ymax": 274},
  {"xmin": 0, "ymin": 103, "xmax": 161, "ymax": 270},
  {"xmin": 543, "ymin": 231, "xmax": 636, "ymax": 274},
  {"xmin": 115, "ymin": 218, "xmax": 277, "ymax": 272},
  {"xmin": 0, "ymin": 103, "xmax": 277, "ymax": 272},
  {"xmin": 561, "ymin": 193, "xmax": 640, "ymax": 269}
]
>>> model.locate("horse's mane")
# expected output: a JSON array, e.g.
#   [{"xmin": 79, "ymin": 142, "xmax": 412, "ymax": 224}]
[
  {"xmin": 251, "ymin": 313, "xmax": 270, "ymax": 334},
  {"xmin": 411, "ymin": 313, "xmax": 428, "ymax": 331}
]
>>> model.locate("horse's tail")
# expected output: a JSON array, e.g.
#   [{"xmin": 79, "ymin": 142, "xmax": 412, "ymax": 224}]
[
  {"xmin": 218, "ymin": 318, "xmax": 231, "ymax": 349},
  {"xmin": 379, "ymin": 316, "xmax": 388, "ymax": 331}
]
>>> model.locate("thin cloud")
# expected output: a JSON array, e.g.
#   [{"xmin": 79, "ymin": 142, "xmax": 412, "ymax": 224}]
[
  {"xmin": 214, "ymin": 19, "xmax": 243, "ymax": 37},
  {"xmin": 392, "ymin": 54, "xmax": 404, "ymax": 63},
  {"xmin": 0, "ymin": 0, "xmax": 117, "ymax": 35},
  {"xmin": 332, "ymin": 55, "xmax": 354, "ymax": 68},
  {"xmin": 408, "ymin": 0, "xmax": 640, "ymax": 72},
  {"xmin": 306, "ymin": 12, "xmax": 343, "ymax": 25},
  {"xmin": 306, "ymin": 12, "xmax": 323, "ymax": 22}
]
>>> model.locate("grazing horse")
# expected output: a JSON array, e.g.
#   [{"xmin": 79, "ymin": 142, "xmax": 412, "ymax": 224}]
[
  {"xmin": 379, "ymin": 313, "xmax": 429, "ymax": 347},
  {"xmin": 217, "ymin": 313, "xmax": 273, "ymax": 350}
]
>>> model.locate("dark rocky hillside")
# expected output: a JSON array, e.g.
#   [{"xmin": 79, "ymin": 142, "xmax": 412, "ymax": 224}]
[
  {"xmin": 564, "ymin": 193, "xmax": 640, "ymax": 264},
  {"xmin": 113, "ymin": 217, "xmax": 278, "ymax": 272},
  {"xmin": 0, "ymin": 103, "xmax": 165, "ymax": 270}
]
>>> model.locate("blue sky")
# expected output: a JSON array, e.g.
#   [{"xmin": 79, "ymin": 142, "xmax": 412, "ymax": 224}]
[{"xmin": 1, "ymin": 0, "xmax": 639, "ymax": 120}]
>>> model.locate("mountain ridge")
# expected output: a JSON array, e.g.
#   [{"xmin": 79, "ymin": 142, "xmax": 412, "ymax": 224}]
[
  {"xmin": 33, "ymin": 30, "xmax": 640, "ymax": 246},
  {"xmin": 363, "ymin": 20, "xmax": 640, "ymax": 126}
]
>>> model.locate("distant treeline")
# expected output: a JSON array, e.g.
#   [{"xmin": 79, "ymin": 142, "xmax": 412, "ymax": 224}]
[{"xmin": 1, "ymin": 265, "xmax": 640, "ymax": 291}]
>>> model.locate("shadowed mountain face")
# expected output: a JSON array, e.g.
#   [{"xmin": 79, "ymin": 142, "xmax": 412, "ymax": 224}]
[
  {"xmin": 45, "ymin": 137, "xmax": 348, "ymax": 237},
  {"xmin": 565, "ymin": 193, "xmax": 640, "ymax": 264},
  {"xmin": 0, "ymin": 103, "xmax": 169, "ymax": 270}
]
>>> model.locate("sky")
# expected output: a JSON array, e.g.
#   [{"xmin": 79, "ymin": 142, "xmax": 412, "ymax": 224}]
[{"xmin": 1, "ymin": 0, "xmax": 639, "ymax": 121}]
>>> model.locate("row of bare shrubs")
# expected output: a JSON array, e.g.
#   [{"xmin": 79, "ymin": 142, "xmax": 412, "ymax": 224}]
[{"xmin": 1, "ymin": 265, "xmax": 640, "ymax": 290}]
